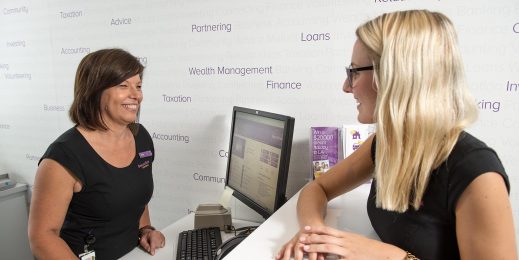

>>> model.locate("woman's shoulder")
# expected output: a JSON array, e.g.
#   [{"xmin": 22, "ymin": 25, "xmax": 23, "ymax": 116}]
[
  {"xmin": 446, "ymin": 131, "xmax": 507, "ymax": 188},
  {"xmin": 39, "ymin": 127, "xmax": 84, "ymax": 166},
  {"xmin": 443, "ymin": 131, "xmax": 509, "ymax": 212},
  {"xmin": 49, "ymin": 126, "xmax": 82, "ymax": 147},
  {"xmin": 130, "ymin": 123, "xmax": 151, "ymax": 138},
  {"xmin": 450, "ymin": 131, "xmax": 493, "ymax": 157},
  {"xmin": 457, "ymin": 131, "xmax": 487, "ymax": 146},
  {"xmin": 130, "ymin": 123, "xmax": 154, "ymax": 149}
]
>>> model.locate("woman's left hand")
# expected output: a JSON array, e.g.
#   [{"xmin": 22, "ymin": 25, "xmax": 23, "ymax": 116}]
[
  {"xmin": 299, "ymin": 225, "xmax": 406, "ymax": 259},
  {"xmin": 139, "ymin": 229, "xmax": 166, "ymax": 256}
]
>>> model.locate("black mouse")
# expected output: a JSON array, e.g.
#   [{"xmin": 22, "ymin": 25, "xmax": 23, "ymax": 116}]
[{"xmin": 213, "ymin": 233, "xmax": 248, "ymax": 260}]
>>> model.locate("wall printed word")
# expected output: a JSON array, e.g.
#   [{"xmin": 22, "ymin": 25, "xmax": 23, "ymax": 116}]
[
  {"xmin": 189, "ymin": 66, "xmax": 273, "ymax": 76},
  {"xmin": 61, "ymin": 47, "xmax": 90, "ymax": 55},
  {"xmin": 267, "ymin": 80, "xmax": 302, "ymax": 90},
  {"xmin": 506, "ymin": 80, "xmax": 518, "ymax": 92},
  {"xmin": 6, "ymin": 41, "xmax": 25, "ymax": 47},
  {"xmin": 300, "ymin": 32, "xmax": 330, "ymax": 42},
  {"xmin": 111, "ymin": 18, "xmax": 131, "ymax": 26},
  {"xmin": 3, "ymin": 6, "xmax": 28, "ymax": 15},
  {"xmin": 218, "ymin": 149, "xmax": 229, "ymax": 158},
  {"xmin": 26, "ymin": 154, "xmax": 40, "ymax": 161},
  {"xmin": 152, "ymin": 132, "xmax": 190, "ymax": 143},
  {"xmin": 193, "ymin": 173, "xmax": 225, "ymax": 184},
  {"xmin": 192, "ymin": 23, "xmax": 231, "ymax": 33},
  {"xmin": 5, "ymin": 73, "xmax": 31, "ymax": 80},
  {"xmin": 60, "ymin": 11, "xmax": 82, "ymax": 19},
  {"xmin": 136, "ymin": 56, "xmax": 147, "ymax": 66},
  {"xmin": 478, "ymin": 99, "xmax": 501, "ymax": 112},
  {"xmin": 44, "ymin": 104, "xmax": 65, "ymax": 111},
  {"xmin": 162, "ymin": 94, "xmax": 192, "ymax": 103}
]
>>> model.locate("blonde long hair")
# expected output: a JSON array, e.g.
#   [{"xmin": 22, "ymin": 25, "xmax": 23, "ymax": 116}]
[{"xmin": 356, "ymin": 10, "xmax": 478, "ymax": 212}]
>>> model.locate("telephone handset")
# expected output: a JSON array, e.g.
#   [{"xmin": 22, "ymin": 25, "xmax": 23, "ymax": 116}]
[
  {"xmin": 214, "ymin": 226, "xmax": 257, "ymax": 260},
  {"xmin": 196, "ymin": 204, "xmax": 228, "ymax": 214},
  {"xmin": 214, "ymin": 233, "xmax": 248, "ymax": 260}
]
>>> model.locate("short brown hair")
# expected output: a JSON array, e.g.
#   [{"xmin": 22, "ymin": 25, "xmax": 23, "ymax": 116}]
[{"xmin": 69, "ymin": 48, "xmax": 144, "ymax": 130}]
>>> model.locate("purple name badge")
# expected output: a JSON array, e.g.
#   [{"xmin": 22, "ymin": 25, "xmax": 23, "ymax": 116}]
[{"xmin": 139, "ymin": 150, "xmax": 153, "ymax": 158}]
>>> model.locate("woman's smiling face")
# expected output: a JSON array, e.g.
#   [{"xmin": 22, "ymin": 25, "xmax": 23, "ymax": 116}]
[{"xmin": 343, "ymin": 39, "xmax": 377, "ymax": 124}]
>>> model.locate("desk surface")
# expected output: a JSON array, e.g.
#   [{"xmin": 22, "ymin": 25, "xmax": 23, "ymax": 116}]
[
  {"xmin": 225, "ymin": 184, "xmax": 377, "ymax": 259},
  {"xmin": 121, "ymin": 215, "xmax": 258, "ymax": 259},
  {"xmin": 121, "ymin": 184, "xmax": 376, "ymax": 259}
]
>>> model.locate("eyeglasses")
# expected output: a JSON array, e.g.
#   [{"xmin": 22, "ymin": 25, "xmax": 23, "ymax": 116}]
[{"xmin": 345, "ymin": 65, "xmax": 374, "ymax": 87}]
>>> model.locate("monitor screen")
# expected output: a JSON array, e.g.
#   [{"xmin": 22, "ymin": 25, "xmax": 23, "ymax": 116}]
[{"xmin": 225, "ymin": 106, "xmax": 295, "ymax": 219}]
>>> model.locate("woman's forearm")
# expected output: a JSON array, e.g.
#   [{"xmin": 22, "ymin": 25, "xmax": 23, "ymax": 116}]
[
  {"xmin": 30, "ymin": 231, "xmax": 78, "ymax": 259},
  {"xmin": 296, "ymin": 182, "xmax": 329, "ymax": 228}
]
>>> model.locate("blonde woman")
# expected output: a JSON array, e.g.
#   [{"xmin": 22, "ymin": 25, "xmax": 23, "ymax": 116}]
[{"xmin": 277, "ymin": 10, "xmax": 517, "ymax": 260}]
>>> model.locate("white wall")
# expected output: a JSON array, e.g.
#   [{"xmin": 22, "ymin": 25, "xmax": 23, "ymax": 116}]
[{"xmin": 1, "ymin": 0, "xmax": 518, "ymax": 243}]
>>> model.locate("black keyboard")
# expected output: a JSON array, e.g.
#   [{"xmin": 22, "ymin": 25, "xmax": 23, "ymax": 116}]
[{"xmin": 176, "ymin": 227, "xmax": 222, "ymax": 260}]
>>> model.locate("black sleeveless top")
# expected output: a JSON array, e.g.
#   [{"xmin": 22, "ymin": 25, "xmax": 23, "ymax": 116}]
[
  {"xmin": 39, "ymin": 124, "xmax": 154, "ymax": 259},
  {"xmin": 367, "ymin": 132, "xmax": 509, "ymax": 260}
]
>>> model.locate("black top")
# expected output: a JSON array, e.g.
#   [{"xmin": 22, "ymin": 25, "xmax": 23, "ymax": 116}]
[
  {"xmin": 39, "ymin": 124, "xmax": 155, "ymax": 259},
  {"xmin": 367, "ymin": 132, "xmax": 509, "ymax": 260}
]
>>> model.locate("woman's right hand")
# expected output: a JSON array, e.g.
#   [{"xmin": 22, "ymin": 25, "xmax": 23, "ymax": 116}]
[{"xmin": 275, "ymin": 228, "xmax": 326, "ymax": 260}]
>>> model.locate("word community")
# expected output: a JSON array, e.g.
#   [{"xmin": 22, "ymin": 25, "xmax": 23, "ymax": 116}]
[{"xmin": 3, "ymin": 6, "xmax": 29, "ymax": 15}]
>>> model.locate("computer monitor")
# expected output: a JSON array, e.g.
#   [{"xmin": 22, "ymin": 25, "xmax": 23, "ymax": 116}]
[{"xmin": 224, "ymin": 106, "xmax": 295, "ymax": 219}]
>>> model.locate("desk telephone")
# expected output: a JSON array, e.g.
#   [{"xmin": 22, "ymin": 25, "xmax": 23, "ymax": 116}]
[
  {"xmin": 194, "ymin": 204, "xmax": 233, "ymax": 232},
  {"xmin": 0, "ymin": 174, "xmax": 16, "ymax": 191},
  {"xmin": 175, "ymin": 204, "xmax": 234, "ymax": 260},
  {"xmin": 193, "ymin": 204, "xmax": 257, "ymax": 259}
]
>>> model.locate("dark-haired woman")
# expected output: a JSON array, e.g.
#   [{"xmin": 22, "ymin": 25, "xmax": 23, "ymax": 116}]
[{"xmin": 28, "ymin": 48, "xmax": 165, "ymax": 259}]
